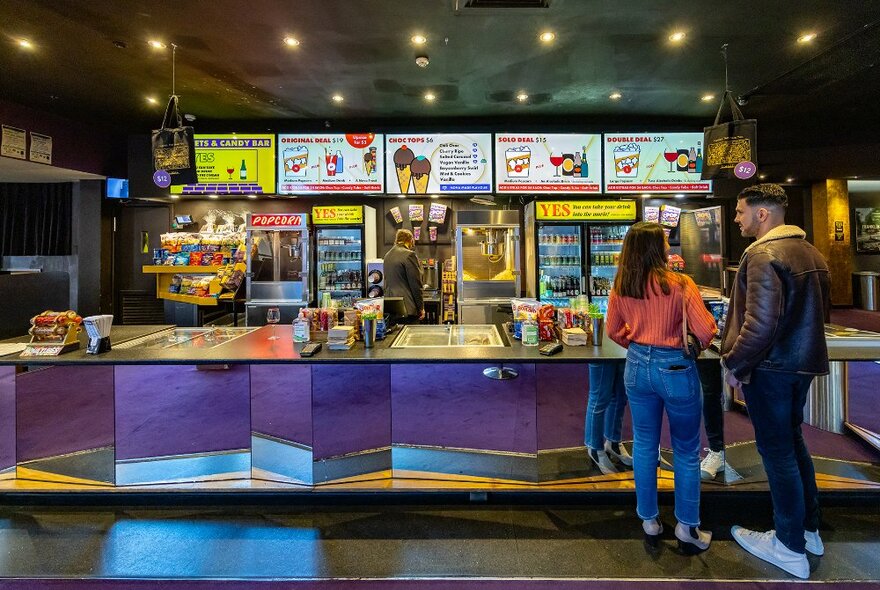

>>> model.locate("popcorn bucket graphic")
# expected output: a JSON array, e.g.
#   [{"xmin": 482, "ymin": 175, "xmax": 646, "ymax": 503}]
[
  {"xmin": 613, "ymin": 143, "xmax": 641, "ymax": 178},
  {"xmin": 283, "ymin": 146, "xmax": 309, "ymax": 177},
  {"xmin": 505, "ymin": 146, "xmax": 531, "ymax": 177}
]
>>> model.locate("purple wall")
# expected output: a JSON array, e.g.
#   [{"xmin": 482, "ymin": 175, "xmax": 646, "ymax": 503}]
[
  {"xmin": 0, "ymin": 98, "xmax": 125, "ymax": 176},
  {"xmin": 114, "ymin": 365, "xmax": 250, "ymax": 461},
  {"xmin": 0, "ymin": 367, "xmax": 15, "ymax": 470},
  {"xmin": 16, "ymin": 366, "xmax": 114, "ymax": 462}
]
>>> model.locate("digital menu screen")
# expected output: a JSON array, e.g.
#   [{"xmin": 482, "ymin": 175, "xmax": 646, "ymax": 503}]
[
  {"xmin": 494, "ymin": 133, "xmax": 602, "ymax": 193},
  {"xmin": 385, "ymin": 134, "xmax": 492, "ymax": 194},
  {"xmin": 603, "ymin": 133, "xmax": 712, "ymax": 194},
  {"xmin": 170, "ymin": 134, "xmax": 275, "ymax": 195},
  {"xmin": 277, "ymin": 133, "xmax": 384, "ymax": 194}
]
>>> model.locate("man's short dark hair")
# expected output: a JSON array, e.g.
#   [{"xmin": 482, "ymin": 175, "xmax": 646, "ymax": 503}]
[{"xmin": 738, "ymin": 183, "xmax": 788, "ymax": 209}]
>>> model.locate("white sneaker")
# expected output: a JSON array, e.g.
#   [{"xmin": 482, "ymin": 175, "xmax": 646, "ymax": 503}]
[
  {"xmin": 805, "ymin": 529, "xmax": 825, "ymax": 556},
  {"xmin": 589, "ymin": 448, "xmax": 618, "ymax": 475},
  {"xmin": 731, "ymin": 526, "xmax": 809, "ymax": 579},
  {"xmin": 605, "ymin": 440, "xmax": 633, "ymax": 466},
  {"xmin": 700, "ymin": 449, "xmax": 725, "ymax": 480}
]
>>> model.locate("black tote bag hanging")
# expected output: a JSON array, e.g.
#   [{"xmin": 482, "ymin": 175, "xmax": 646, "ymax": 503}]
[
  {"xmin": 701, "ymin": 90, "xmax": 757, "ymax": 180},
  {"xmin": 151, "ymin": 95, "xmax": 197, "ymax": 186}
]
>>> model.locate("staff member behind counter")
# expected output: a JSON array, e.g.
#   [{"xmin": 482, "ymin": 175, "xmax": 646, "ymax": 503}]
[{"xmin": 383, "ymin": 229, "xmax": 425, "ymax": 324}]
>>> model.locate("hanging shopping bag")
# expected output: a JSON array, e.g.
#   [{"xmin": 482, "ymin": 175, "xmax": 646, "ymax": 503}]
[
  {"xmin": 151, "ymin": 95, "xmax": 197, "ymax": 185},
  {"xmin": 701, "ymin": 90, "xmax": 757, "ymax": 180}
]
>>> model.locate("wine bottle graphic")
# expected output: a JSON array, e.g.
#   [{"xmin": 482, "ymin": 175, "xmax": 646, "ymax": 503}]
[{"xmin": 239, "ymin": 159, "xmax": 247, "ymax": 180}]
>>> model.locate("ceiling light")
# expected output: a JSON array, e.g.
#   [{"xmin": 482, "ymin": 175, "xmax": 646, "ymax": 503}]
[
  {"xmin": 539, "ymin": 31, "xmax": 556, "ymax": 43},
  {"xmin": 786, "ymin": 177, "xmax": 795, "ymax": 183},
  {"xmin": 701, "ymin": 94, "xmax": 715, "ymax": 102},
  {"xmin": 424, "ymin": 92, "xmax": 436, "ymax": 102},
  {"xmin": 146, "ymin": 96, "xmax": 158, "ymax": 105},
  {"xmin": 758, "ymin": 173, "xmax": 767, "ymax": 180},
  {"xmin": 148, "ymin": 40, "xmax": 166, "ymax": 49},
  {"xmin": 283, "ymin": 36, "xmax": 300, "ymax": 47},
  {"xmin": 169, "ymin": 194, "xmax": 179, "ymax": 200},
  {"xmin": 609, "ymin": 92, "xmax": 622, "ymax": 100},
  {"xmin": 640, "ymin": 193, "xmax": 652, "ymax": 198},
  {"xmin": 247, "ymin": 194, "xmax": 258, "ymax": 199},
  {"xmin": 331, "ymin": 94, "xmax": 344, "ymax": 103},
  {"xmin": 17, "ymin": 38, "xmax": 34, "ymax": 50},
  {"xmin": 411, "ymin": 34, "xmax": 427, "ymax": 45},
  {"xmin": 797, "ymin": 32, "xmax": 817, "ymax": 44},
  {"xmin": 516, "ymin": 92, "xmax": 529, "ymax": 102},
  {"xmin": 397, "ymin": 195, "xmax": 406, "ymax": 199},
  {"xmin": 208, "ymin": 194, "xmax": 219, "ymax": 199},
  {"xmin": 430, "ymin": 194, "xmax": 439, "ymax": 199},
  {"xmin": 669, "ymin": 31, "xmax": 687, "ymax": 43}
]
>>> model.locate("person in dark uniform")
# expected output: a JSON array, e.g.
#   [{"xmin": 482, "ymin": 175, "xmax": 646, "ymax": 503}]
[{"xmin": 383, "ymin": 229, "xmax": 424, "ymax": 324}]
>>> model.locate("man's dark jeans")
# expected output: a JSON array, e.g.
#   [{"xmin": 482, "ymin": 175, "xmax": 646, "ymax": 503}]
[
  {"xmin": 699, "ymin": 361, "xmax": 724, "ymax": 453},
  {"xmin": 742, "ymin": 368, "xmax": 820, "ymax": 554}
]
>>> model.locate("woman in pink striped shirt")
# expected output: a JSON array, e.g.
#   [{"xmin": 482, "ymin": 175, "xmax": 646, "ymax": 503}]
[{"xmin": 606, "ymin": 222, "xmax": 717, "ymax": 553}]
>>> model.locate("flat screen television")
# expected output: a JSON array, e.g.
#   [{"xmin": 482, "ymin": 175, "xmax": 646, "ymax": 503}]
[
  {"xmin": 175, "ymin": 215, "xmax": 193, "ymax": 225},
  {"xmin": 106, "ymin": 178, "xmax": 129, "ymax": 199}
]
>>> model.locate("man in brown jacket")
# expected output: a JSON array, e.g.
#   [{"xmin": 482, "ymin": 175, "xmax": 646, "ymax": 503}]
[{"xmin": 722, "ymin": 183, "xmax": 830, "ymax": 579}]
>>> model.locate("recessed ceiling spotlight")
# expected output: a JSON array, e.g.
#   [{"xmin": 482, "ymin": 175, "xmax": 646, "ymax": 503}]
[
  {"xmin": 539, "ymin": 31, "xmax": 556, "ymax": 43},
  {"xmin": 669, "ymin": 31, "xmax": 687, "ymax": 43},
  {"xmin": 146, "ymin": 96, "xmax": 158, "ymax": 105},
  {"xmin": 148, "ymin": 40, "xmax": 166, "ymax": 49},
  {"xmin": 283, "ymin": 36, "xmax": 300, "ymax": 47},
  {"xmin": 758, "ymin": 173, "xmax": 767, "ymax": 180},
  {"xmin": 424, "ymin": 92, "xmax": 436, "ymax": 102},
  {"xmin": 786, "ymin": 177, "xmax": 795, "ymax": 183},
  {"xmin": 516, "ymin": 92, "xmax": 529, "ymax": 102},
  {"xmin": 17, "ymin": 38, "xmax": 35, "ymax": 50},
  {"xmin": 411, "ymin": 34, "xmax": 427, "ymax": 45},
  {"xmin": 609, "ymin": 92, "xmax": 622, "ymax": 100},
  {"xmin": 701, "ymin": 94, "xmax": 715, "ymax": 102},
  {"xmin": 331, "ymin": 94, "xmax": 344, "ymax": 103},
  {"xmin": 797, "ymin": 32, "xmax": 817, "ymax": 44}
]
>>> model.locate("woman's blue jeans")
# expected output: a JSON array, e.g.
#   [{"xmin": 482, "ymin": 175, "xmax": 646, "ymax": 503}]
[
  {"xmin": 624, "ymin": 342, "xmax": 703, "ymax": 526},
  {"xmin": 585, "ymin": 362, "xmax": 627, "ymax": 450}
]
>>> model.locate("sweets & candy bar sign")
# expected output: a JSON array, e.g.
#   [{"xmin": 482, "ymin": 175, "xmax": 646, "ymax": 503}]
[
  {"xmin": 494, "ymin": 134, "xmax": 602, "ymax": 193},
  {"xmin": 385, "ymin": 134, "xmax": 492, "ymax": 194},
  {"xmin": 248, "ymin": 214, "xmax": 305, "ymax": 228},
  {"xmin": 277, "ymin": 133, "xmax": 384, "ymax": 194},
  {"xmin": 171, "ymin": 134, "xmax": 275, "ymax": 195},
  {"xmin": 602, "ymin": 133, "xmax": 712, "ymax": 194},
  {"xmin": 312, "ymin": 205, "xmax": 364, "ymax": 225},
  {"xmin": 535, "ymin": 200, "xmax": 637, "ymax": 221}
]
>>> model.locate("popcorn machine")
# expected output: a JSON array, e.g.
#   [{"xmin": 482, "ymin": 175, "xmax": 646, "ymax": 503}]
[
  {"xmin": 245, "ymin": 213, "xmax": 311, "ymax": 325},
  {"xmin": 455, "ymin": 209, "xmax": 521, "ymax": 325}
]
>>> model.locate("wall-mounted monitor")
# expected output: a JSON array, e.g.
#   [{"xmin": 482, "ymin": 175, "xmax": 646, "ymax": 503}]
[
  {"xmin": 170, "ymin": 134, "xmax": 275, "ymax": 195},
  {"xmin": 494, "ymin": 133, "xmax": 603, "ymax": 193},
  {"xmin": 385, "ymin": 133, "xmax": 492, "ymax": 195},
  {"xmin": 277, "ymin": 133, "xmax": 384, "ymax": 194},
  {"xmin": 106, "ymin": 177, "xmax": 129, "ymax": 198},
  {"xmin": 602, "ymin": 132, "xmax": 713, "ymax": 194}
]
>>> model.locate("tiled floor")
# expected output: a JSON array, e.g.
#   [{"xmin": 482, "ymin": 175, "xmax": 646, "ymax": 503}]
[{"xmin": 0, "ymin": 496, "xmax": 876, "ymax": 582}]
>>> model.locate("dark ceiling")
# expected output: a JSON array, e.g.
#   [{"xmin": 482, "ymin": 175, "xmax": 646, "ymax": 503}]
[{"xmin": 1, "ymin": 0, "xmax": 880, "ymax": 180}]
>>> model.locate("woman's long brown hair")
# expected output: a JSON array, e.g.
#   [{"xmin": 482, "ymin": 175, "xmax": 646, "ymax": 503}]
[{"xmin": 613, "ymin": 221, "xmax": 679, "ymax": 299}]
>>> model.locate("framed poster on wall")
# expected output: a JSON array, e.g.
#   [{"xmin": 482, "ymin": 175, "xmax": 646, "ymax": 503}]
[{"xmin": 855, "ymin": 207, "xmax": 880, "ymax": 253}]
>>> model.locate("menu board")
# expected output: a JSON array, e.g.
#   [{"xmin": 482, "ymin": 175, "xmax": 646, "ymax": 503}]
[
  {"xmin": 277, "ymin": 133, "xmax": 384, "ymax": 194},
  {"xmin": 385, "ymin": 134, "xmax": 492, "ymax": 194},
  {"xmin": 171, "ymin": 134, "xmax": 275, "ymax": 195},
  {"xmin": 495, "ymin": 134, "xmax": 602, "ymax": 193},
  {"xmin": 603, "ymin": 133, "xmax": 712, "ymax": 194}
]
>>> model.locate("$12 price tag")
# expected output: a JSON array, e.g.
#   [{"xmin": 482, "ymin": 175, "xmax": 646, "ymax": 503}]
[
  {"xmin": 734, "ymin": 161, "xmax": 756, "ymax": 180},
  {"xmin": 153, "ymin": 169, "xmax": 172, "ymax": 188}
]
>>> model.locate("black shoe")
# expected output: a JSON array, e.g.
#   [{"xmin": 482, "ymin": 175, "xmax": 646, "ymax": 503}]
[
  {"xmin": 642, "ymin": 518, "xmax": 663, "ymax": 546},
  {"xmin": 675, "ymin": 522, "xmax": 712, "ymax": 554}
]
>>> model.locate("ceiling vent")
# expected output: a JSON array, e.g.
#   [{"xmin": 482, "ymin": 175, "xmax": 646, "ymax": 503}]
[{"xmin": 456, "ymin": 0, "xmax": 550, "ymax": 10}]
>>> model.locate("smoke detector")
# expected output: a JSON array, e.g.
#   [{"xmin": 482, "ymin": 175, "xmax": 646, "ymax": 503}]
[{"xmin": 415, "ymin": 55, "xmax": 430, "ymax": 68}]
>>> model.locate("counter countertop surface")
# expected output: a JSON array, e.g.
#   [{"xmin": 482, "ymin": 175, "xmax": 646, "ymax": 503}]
[{"xmin": 1, "ymin": 324, "xmax": 876, "ymax": 366}]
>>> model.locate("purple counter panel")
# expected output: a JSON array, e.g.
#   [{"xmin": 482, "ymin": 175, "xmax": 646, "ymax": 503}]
[
  {"xmin": 114, "ymin": 365, "xmax": 251, "ymax": 485},
  {"xmin": 0, "ymin": 367, "xmax": 15, "ymax": 473},
  {"xmin": 536, "ymin": 364, "xmax": 589, "ymax": 451},
  {"xmin": 15, "ymin": 366, "xmax": 115, "ymax": 484},
  {"xmin": 311, "ymin": 364, "xmax": 391, "ymax": 483},
  {"xmin": 391, "ymin": 363, "xmax": 537, "ymax": 481},
  {"xmin": 250, "ymin": 364, "xmax": 313, "ymax": 484}
]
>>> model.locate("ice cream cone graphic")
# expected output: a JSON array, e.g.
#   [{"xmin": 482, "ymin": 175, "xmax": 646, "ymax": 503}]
[
  {"xmin": 393, "ymin": 145, "xmax": 415, "ymax": 194},
  {"xmin": 410, "ymin": 156, "xmax": 431, "ymax": 194}
]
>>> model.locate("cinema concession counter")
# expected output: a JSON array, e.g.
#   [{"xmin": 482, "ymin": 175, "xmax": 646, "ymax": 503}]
[{"xmin": 0, "ymin": 323, "xmax": 877, "ymax": 491}]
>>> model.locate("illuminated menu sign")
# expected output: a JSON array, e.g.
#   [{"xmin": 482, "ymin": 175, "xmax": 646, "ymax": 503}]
[
  {"xmin": 495, "ymin": 134, "xmax": 602, "ymax": 193},
  {"xmin": 535, "ymin": 200, "xmax": 637, "ymax": 221},
  {"xmin": 602, "ymin": 133, "xmax": 712, "ymax": 194},
  {"xmin": 312, "ymin": 205, "xmax": 364, "ymax": 225},
  {"xmin": 277, "ymin": 133, "xmax": 384, "ymax": 194},
  {"xmin": 171, "ymin": 134, "xmax": 275, "ymax": 195},
  {"xmin": 385, "ymin": 134, "xmax": 492, "ymax": 194},
  {"xmin": 247, "ymin": 213, "xmax": 306, "ymax": 229}
]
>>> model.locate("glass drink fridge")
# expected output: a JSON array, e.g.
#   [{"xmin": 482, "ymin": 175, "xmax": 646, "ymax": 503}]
[{"xmin": 313, "ymin": 205, "xmax": 377, "ymax": 308}]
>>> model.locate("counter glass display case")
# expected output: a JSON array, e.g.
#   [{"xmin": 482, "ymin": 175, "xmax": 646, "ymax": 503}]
[{"xmin": 391, "ymin": 324, "xmax": 506, "ymax": 348}]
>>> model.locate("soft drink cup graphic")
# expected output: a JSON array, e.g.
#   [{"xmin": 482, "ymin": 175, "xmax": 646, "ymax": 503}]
[
  {"xmin": 325, "ymin": 152, "xmax": 338, "ymax": 176},
  {"xmin": 613, "ymin": 142, "xmax": 640, "ymax": 178}
]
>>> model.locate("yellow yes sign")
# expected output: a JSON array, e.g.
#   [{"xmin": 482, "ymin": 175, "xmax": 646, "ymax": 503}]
[
  {"xmin": 312, "ymin": 205, "xmax": 364, "ymax": 225},
  {"xmin": 535, "ymin": 200, "xmax": 637, "ymax": 221}
]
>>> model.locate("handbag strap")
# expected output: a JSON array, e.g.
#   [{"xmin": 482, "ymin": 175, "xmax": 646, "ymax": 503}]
[
  {"xmin": 713, "ymin": 89, "xmax": 745, "ymax": 126},
  {"xmin": 681, "ymin": 281, "xmax": 690, "ymax": 355},
  {"xmin": 160, "ymin": 95, "xmax": 183, "ymax": 129}
]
